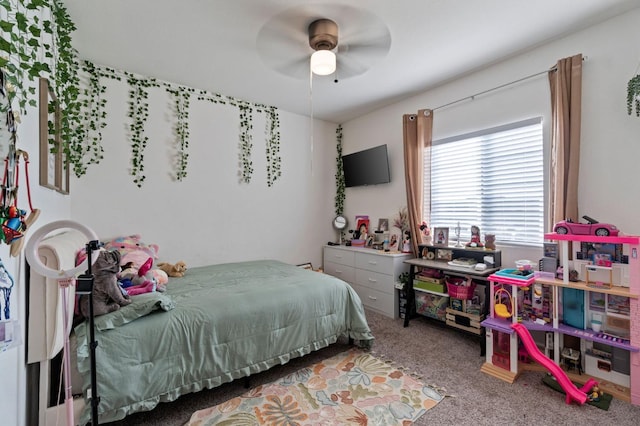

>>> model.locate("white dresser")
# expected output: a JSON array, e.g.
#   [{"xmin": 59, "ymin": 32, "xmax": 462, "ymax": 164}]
[{"xmin": 323, "ymin": 245, "xmax": 411, "ymax": 318}]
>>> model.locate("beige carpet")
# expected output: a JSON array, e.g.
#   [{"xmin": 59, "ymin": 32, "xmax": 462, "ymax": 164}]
[{"xmin": 186, "ymin": 348, "xmax": 443, "ymax": 425}]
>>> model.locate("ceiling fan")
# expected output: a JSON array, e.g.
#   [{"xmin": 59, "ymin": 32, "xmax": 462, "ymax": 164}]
[{"xmin": 256, "ymin": 4, "xmax": 392, "ymax": 81}]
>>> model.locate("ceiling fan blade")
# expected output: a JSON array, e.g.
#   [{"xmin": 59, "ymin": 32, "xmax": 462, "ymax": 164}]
[
  {"xmin": 336, "ymin": 56, "xmax": 368, "ymax": 79},
  {"xmin": 256, "ymin": 9, "xmax": 312, "ymax": 79},
  {"xmin": 273, "ymin": 56, "xmax": 310, "ymax": 79},
  {"xmin": 256, "ymin": 3, "xmax": 391, "ymax": 80}
]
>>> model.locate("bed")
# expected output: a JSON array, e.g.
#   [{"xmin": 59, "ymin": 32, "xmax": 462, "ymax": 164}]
[{"xmin": 26, "ymin": 230, "xmax": 374, "ymax": 425}]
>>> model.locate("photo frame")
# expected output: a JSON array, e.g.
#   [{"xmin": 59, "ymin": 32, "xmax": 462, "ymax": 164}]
[
  {"xmin": 377, "ymin": 218, "xmax": 389, "ymax": 232},
  {"xmin": 354, "ymin": 215, "xmax": 370, "ymax": 239},
  {"xmin": 297, "ymin": 262, "xmax": 313, "ymax": 270},
  {"xmin": 39, "ymin": 78, "xmax": 69, "ymax": 194},
  {"xmin": 433, "ymin": 227, "xmax": 449, "ymax": 246},
  {"xmin": 389, "ymin": 233, "xmax": 399, "ymax": 250}
]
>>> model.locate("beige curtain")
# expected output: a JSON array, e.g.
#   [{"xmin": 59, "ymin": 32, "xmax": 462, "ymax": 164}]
[
  {"xmin": 402, "ymin": 109, "xmax": 433, "ymax": 256},
  {"xmin": 548, "ymin": 54, "xmax": 582, "ymax": 227}
]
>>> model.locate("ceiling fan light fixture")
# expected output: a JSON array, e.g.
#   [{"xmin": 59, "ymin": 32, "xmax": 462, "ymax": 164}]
[{"xmin": 310, "ymin": 50, "xmax": 336, "ymax": 75}]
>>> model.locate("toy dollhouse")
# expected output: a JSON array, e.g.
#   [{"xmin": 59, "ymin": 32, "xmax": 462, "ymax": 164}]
[{"xmin": 481, "ymin": 233, "xmax": 639, "ymax": 405}]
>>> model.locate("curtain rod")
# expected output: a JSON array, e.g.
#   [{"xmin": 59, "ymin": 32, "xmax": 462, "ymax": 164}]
[{"xmin": 431, "ymin": 56, "xmax": 587, "ymax": 112}]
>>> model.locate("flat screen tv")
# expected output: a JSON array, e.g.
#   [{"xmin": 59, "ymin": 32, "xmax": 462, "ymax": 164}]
[{"xmin": 342, "ymin": 144, "xmax": 391, "ymax": 188}]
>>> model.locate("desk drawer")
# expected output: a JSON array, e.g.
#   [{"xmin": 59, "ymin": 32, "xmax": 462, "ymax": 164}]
[
  {"xmin": 355, "ymin": 268, "xmax": 394, "ymax": 295},
  {"xmin": 350, "ymin": 283, "xmax": 395, "ymax": 318},
  {"xmin": 324, "ymin": 247, "xmax": 356, "ymax": 267},
  {"xmin": 355, "ymin": 252, "xmax": 395, "ymax": 274},
  {"xmin": 323, "ymin": 261, "xmax": 355, "ymax": 283}
]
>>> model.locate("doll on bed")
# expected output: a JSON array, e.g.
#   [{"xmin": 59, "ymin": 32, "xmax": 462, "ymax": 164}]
[{"xmin": 118, "ymin": 258, "xmax": 159, "ymax": 296}]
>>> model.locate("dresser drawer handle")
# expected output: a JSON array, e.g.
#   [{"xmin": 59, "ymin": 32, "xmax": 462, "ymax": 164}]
[
  {"xmin": 368, "ymin": 296, "xmax": 378, "ymax": 301},
  {"xmin": 335, "ymin": 269, "xmax": 343, "ymax": 274},
  {"xmin": 334, "ymin": 254, "xmax": 343, "ymax": 259},
  {"xmin": 368, "ymin": 260, "xmax": 378, "ymax": 265},
  {"xmin": 368, "ymin": 278, "xmax": 377, "ymax": 283}
]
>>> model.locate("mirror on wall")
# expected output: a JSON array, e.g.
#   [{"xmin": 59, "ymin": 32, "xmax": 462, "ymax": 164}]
[{"xmin": 39, "ymin": 77, "xmax": 68, "ymax": 194}]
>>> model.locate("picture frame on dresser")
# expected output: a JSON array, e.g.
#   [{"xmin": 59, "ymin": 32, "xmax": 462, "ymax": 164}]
[
  {"xmin": 433, "ymin": 227, "xmax": 449, "ymax": 246},
  {"xmin": 389, "ymin": 234, "xmax": 399, "ymax": 250}
]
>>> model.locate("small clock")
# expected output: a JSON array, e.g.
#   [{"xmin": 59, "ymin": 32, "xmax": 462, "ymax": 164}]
[{"xmin": 333, "ymin": 215, "xmax": 348, "ymax": 230}]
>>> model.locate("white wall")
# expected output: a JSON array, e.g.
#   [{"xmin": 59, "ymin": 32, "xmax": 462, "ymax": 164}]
[
  {"xmin": 341, "ymin": 8, "xmax": 640, "ymax": 267},
  {"xmin": 0, "ymin": 82, "xmax": 72, "ymax": 426},
  {"xmin": 68, "ymin": 77, "xmax": 337, "ymax": 269}
]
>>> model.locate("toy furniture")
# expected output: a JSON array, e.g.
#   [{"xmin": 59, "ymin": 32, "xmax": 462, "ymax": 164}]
[{"xmin": 481, "ymin": 233, "xmax": 639, "ymax": 405}]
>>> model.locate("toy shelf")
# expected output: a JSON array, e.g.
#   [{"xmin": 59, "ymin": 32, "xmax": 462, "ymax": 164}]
[
  {"xmin": 544, "ymin": 233, "xmax": 640, "ymax": 245},
  {"xmin": 482, "ymin": 317, "xmax": 639, "ymax": 352},
  {"xmin": 556, "ymin": 323, "xmax": 639, "ymax": 352},
  {"xmin": 534, "ymin": 277, "xmax": 636, "ymax": 298},
  {"xmin": 414, "ymin": 286, "xmax": 448, "ymax": 297}
]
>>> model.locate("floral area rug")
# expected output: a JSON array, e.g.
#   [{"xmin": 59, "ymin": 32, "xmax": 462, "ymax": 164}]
[{"xmin": 187, "ymin": 349, "xmax": 444, "ymax": 425}]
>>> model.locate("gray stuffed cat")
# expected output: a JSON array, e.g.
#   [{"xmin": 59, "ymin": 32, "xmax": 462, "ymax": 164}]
[{"xmin": 79, "ymin": 249, "xmax": 131, "ymax": 318}]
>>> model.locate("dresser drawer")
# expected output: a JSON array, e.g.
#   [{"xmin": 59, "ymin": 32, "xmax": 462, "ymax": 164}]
[
  {"xmin": 350, "ymin": 283, "xmax": 396, "ymax": 318},
  {"xmin": 323, "ymin": 261, "xmax": 355, "ymax": 283},
  {"xmin": 355, "ymin": 252, "xmax": 395, "ymax": 275},
  {"xmin": 354, "ymin": 268, "xmax": 394, "ymax": 295},
  {"xmin": 324, "ymin": 247, "xmax": 356, "ymax": 267}
]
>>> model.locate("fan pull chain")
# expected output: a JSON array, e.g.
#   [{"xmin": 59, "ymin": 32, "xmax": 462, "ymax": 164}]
[{"xmin": 309, "ymin": 66, "xmax": 314, "ymax": 176}]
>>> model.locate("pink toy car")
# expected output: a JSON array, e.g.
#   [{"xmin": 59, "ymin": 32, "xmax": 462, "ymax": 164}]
[{"xmin": 553, "ymin": 215, "xmax": 619, "ymax": 237}]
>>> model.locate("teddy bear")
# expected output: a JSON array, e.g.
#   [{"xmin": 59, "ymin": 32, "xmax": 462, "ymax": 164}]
[
  {"xmin": 157, "ymin": 261, "xmax": 187, "ymax": 278},
  {"xmin": 484, "ymin": 233, "xmax": 496, "ymax": 250},
  {"xmin": 79, "ymin": 249, "xmax": 131, "ymax": 318}
]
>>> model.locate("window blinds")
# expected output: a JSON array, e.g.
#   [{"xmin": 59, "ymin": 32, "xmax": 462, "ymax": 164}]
[{"xmin": 426, "ymin": 117, "xmax": 544, "ymax": 246}]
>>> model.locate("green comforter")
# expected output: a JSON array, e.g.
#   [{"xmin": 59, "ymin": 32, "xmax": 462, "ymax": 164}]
[{"xmin": 74, "ymin": 259, "xmax": 374, "ymax": 423}]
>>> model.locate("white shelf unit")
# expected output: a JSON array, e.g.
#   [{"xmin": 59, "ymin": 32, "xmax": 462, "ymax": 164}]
[{"xmin": 481, "ymin": 233, "xmax": 640, "ymax": 405}]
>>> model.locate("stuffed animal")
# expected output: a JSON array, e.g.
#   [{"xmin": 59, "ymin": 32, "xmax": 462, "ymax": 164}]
[
  {"xmin": 104, "ymin": 234, "xmax": 159, "ymax": 259},
  {"xmin": 120, "ymin": 257, "xmax": 158, "ymax": 295},
  {"xmin": 157, "ymin": 261, "xmax": 187, "ymax": 278},
  {"xmin": 119, "ymin": 251, "xmax": 169, "ymax": 292},
  {"xmin": 485, "ymin": 233, "xmax": 496, "ymax": 250},
  {"xmin": 75, "ymin": 234, "xmax": 159, "ymax": 266},
  {"xmin": 79, "ymin": 250, "xmax": 131, "ymax": 318}
]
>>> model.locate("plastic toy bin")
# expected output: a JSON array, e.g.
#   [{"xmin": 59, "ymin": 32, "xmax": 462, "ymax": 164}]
[
  {"xmin": 415, "ymin": 291, "xmax": 448, "ymax": 321},
  {"xmin": 446, "ymin": 278, "xmax": 476, "ymax": 300}
]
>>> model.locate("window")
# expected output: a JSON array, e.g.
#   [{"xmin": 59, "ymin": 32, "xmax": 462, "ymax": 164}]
[{"xmin": 425, "ymin": 117, "xmax": 543, "ymax": 246}]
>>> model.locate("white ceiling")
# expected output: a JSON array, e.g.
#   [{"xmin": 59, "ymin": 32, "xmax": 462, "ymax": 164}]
[{"xmin": 62, "ymin": 0, "xmax": 640, "ymax": 123}]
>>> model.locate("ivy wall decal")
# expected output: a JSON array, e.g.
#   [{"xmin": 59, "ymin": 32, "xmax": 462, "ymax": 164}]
[
  {"xmin": 78, "ymin": 60, "xmax": 108, "ymax": 175},
  {"xmin": 627, "ymin": 73, "xmax": 640, "ymax": 117},
  {"xmin": 51, "ymin": 0, "xmax": 84, "ymax": 177},
  {"xmin": 167, "ymin": 85, "xmax": 193, "ymax": 181},
  {"xmin": 87, "ymin": 63, "xmax": 282, "ymax": 187},
  {"xmin": 1, "ymin": 0, "xmax": 282, "ymax": 188},
  {"xmin": 265, "ymin": 106, "xmax": 281, "ymax": 187},
  {"xmin": 238, "ymin": 103, "xmax": 253, "ymax": 183},
  {"xmin": 0, "ymin": 0, "xmax": 52, "ymax": 115},
  {"xmin": 334, "ymin": 124, "xmax": 345, "ymax": 216},
  {"xmin": 126, "ymin": 75, "xmax": 157, "ymax": 187}
]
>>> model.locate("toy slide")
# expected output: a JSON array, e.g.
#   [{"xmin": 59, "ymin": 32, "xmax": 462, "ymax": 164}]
[{"xmin": 512, "ymin": 323, "xmax": 597, "ymax": 405}]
